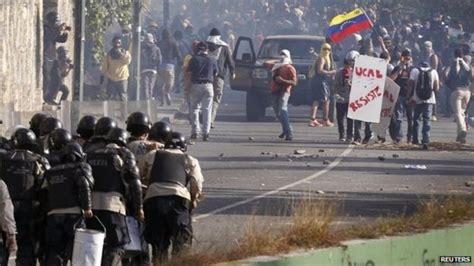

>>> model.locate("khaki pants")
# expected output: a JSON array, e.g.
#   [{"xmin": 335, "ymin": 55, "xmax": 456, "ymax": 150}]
[{"xmin": 450, "ymin": 89, "xmax": 471, "ymax": 134}]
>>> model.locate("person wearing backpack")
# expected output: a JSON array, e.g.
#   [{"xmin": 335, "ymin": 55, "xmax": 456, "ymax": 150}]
[
  {"xmin": 408, "ymin": 62, "xmax": 440, "ymax": 150},
  {"xmin": 445, "ymin": 49, "xmax": 472, "ymax": 143}
]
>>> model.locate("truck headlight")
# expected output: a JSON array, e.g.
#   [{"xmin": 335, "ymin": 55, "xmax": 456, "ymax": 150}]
[{"xmin": 252, "ymin": 68, "xmax": 268, "ymax": 79}]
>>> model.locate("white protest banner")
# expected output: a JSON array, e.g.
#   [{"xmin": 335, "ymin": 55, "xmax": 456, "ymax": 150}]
[
  {"xmin": 372, "ymin": 78, "xmax": 400, "ymax": 138},
  {"xmin": 348, "ymin": 55, "xmax": 388, "ymax": 123}
]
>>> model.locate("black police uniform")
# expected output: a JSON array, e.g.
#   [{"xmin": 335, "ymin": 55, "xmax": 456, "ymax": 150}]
[
  {"xmin": 0, "ymin": 149, "xmax": 50, "ymax": 265},
  {"xmin": 87, "ymin": 143, "xmax": 142, "ymax": 265},
  {"xmin": 43, "ymin": 160, "xmax": 94, "ymax": 265},
  {"xmin": 143, "ymin": 149, "xmax": 193, "ymax": 263}
]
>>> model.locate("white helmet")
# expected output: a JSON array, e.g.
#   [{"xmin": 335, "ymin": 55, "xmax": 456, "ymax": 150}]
[{"xmin": 346, "ymin": 50, "xmax": 360, "ymax": 62}]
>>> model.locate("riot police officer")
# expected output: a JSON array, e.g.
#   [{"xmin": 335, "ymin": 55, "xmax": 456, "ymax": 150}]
[
  {"xmin": 124, "ymin": 112, "xmax": 154, "ymax": 266},
  {"xmin": 75, "ymin": 115, "xmax": 97, "ymax": 146},
  {"xmin": 0, "ymin": 128, "xmax": 50, "ymax": 265},
  {"xmin": 87, "ymin": 128, "xmax": 143, "ymax": 265},
  {"xmin": 43, "ymin": 142, "xmax": 94, "ymax": 265},
  {"xmin": 126, "ymin": 112, "xmax": 162, "ymax": 163},
  {"xmin": 139, "ymin": 130, "xmax": 203, "ymax": 264},
  {"xmin": 29, "ymin": 113, "xmax": 52, "ymax": 138},
  {"xmin": 83, "ymin": 116, "xmax": 117, "ymax": 154},
  {"xmin": 38, "ymin": 117, "xmax": 63, "ymax": 154},
  {"xmin": 47, "ymin": 128, "xmax": 73, "ymax": 167}
]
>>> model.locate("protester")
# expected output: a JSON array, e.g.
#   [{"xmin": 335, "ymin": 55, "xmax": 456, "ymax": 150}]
[
  {"xmin": 445, "ymin": 49, "xmax": 472, "ymax": 143},
  {"xmin": 389, "ymin": 49, "xmax": 415, "ymax": 144},
  {"xmin": 158, "ymin": 29, "xmax": 181, "ymax": 106},
  {"xmin": 408, "ymin": 62, "xmax": 440, "ymax": 149},
  {"xmin": 0, "ymin": 180, "xmax": 17, "ymax": 265},
  {"xmin": 43, "ymin": 11, "xmax": 70, "ymax": 103},
  {"xmin": 334, "ymin": 51, "xmax": 358, "ymax": 142},
  {"xmin": 101, "ymin": 36, "xmax": 132, "ymax": 101},
  {"xmin": 308, "ymin": 43, "xmax": 335, "ymax": 127},
  {"xmin": 206, "ymin": 28, "xmax": 236, "ymax": 129},
  {"xmin": 45, "ymin": 47, "xmax": 73, "ymax": 105},
  {"xmin": 271, "ymin": 49, "xmax": 297, "ymax": 141},
  {"xmin": 187, "ymin": 41, "xmax": 218, "ymax": 141},
  {"xmin": 140, "ymin": 33, "xmax": 162, "ymax": 101}
]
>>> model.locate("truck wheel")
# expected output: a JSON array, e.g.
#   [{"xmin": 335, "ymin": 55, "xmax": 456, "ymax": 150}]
[{"xmin": 246, "ymin": 91, "xmax": 266, "ymax": 121}]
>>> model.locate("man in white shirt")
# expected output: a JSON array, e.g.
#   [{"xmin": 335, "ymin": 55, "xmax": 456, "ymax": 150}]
[{"xmin": 408, "ymin": 62, "xmax": 440, "ymax": 150}]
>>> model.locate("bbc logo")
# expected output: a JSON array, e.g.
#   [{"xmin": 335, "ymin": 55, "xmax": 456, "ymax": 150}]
[{"xmin": 439, "ymin": 256, "xmax": 472, "ymax": 263}]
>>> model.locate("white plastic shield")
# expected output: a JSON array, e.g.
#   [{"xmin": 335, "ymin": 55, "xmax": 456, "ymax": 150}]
[
  {"xmin": 348, "ymin": 55, "xmax": 388, "ymax": 123},
  {"xmin": 372, "ymin": 78, "xmax": 400, "ymax": 138}
]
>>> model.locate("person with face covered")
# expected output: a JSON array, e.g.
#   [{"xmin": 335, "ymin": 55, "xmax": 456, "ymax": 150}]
[
  {"xmin": 308, "ymin": 43, "xmax": 336, "ymax": 127},
  {"xmin": 45, "ymin": 46, "xmax": 73, "ymax": 105},
  {"xmin": 422, "ymin": 41, "xmax": 440, "ymax": 121},
  {"xmin": 335, "ymin": 51, "xmax": 359, "ymax": 142},
  {"xmin": 271, "ymin": 49, "xmax": 297, "ymax": 141},
  {"xmin": 43, "ymin": 12, "xmax": 70, "ymax": 102},
  {"xmin": 101, "ymin": 36, "xmax": 132, "ymax": 101},
  {"xmin": 206, "ymin": 28, "xmax": 235, "ymax": 129},
  {"xmin": 389, "ymin": 49, "xmax": 415, "ymax": 144}
]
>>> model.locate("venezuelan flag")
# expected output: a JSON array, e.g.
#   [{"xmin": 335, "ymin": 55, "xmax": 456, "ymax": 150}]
[{"xmin": 327, "ymin": 8, "xmax": 373, "ymax": 43}]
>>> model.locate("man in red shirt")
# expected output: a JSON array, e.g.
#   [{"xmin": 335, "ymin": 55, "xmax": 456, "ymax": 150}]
[{"xmin": 271, "ymin": 49, "xmax": 297, "ymax": 141}]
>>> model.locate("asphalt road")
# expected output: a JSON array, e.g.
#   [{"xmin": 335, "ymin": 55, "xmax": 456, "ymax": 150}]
[{"xmin": 170, "ymin": 88, "xmax": 474, "ymax": 253}]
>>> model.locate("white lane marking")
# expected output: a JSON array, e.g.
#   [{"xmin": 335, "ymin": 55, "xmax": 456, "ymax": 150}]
[{"xmin": 194, "ymin": 145, "xmax": 354, "ymax": 221}]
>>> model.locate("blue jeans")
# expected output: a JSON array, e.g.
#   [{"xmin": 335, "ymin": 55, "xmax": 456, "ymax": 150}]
[
  {"xmin": 190, "ymin": 83, "xmax": 214, "ymax": 135},
  {"xmin": 412, "ymin": 103, "xmax": 433, "ymax": 144},
  {"xmin": 389, "ymin": 96, "xmax": 414, "ymax": 142},
  {"xmin": 272, "ymin": 91, "xmax": 293, "ymax": 136}
]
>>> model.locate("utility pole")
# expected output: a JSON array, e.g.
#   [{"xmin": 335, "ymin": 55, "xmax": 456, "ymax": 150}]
[
  {"xmin": 132, "ymin": 0, "xmax": 142, "ymax": 100},
  {"xmin": 73, "ymin": 0, "xmax": 85, "ymax": 101}
]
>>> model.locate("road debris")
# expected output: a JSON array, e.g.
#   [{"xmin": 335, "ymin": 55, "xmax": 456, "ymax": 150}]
[
  {"xmin": 294, "ymin": 149, "xmax": 306, "ymax": 155},
  {"xmin": 404, "ymin": 165, "xmax": 427, "ymax": 170}
]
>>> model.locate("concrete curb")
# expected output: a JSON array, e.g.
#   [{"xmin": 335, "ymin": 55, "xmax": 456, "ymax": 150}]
[{"xmin": 223, "ymin": 222, "xmax": 474, "ymax": 266}]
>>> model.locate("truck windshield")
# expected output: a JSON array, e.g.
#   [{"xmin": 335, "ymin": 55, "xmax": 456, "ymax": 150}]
[{"xmin": 258, "ymin": 39, "xmax": 323, "ymax": 60}]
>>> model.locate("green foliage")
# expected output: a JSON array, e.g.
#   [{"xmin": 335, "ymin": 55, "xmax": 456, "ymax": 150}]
[{"xmin": 86, "ymin": 1, "xmax": 132, "ymax": 64}]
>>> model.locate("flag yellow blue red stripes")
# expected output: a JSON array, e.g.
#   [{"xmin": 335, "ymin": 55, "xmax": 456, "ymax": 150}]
[{"xmin": 327, "ymin": 8, "xmax": 373, "ymax": 43}]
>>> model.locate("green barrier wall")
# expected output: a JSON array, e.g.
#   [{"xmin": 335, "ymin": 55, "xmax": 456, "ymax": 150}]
[{"xmin": 235, "ymin": 223, "xmax": 474, "ymax": 266}]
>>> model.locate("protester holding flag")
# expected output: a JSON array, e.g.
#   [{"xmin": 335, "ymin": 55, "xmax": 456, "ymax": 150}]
[{"xmin": 308, "ymin": 43, "xmax": 336, "ymax": 127}]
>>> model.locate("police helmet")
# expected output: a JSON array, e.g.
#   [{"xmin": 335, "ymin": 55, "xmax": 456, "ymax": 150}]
[
  {"xmin": 30, "ymin": 113, "xmax": 52, "ymax": 137},
  {"xmin": 62, "ymin": 142, "xmax": 85, "ymax": 162},
  {"xmin": 166, "ymin": 131, "xmax": 187, "ymax": 152},
  {"xmin": 148, "ymin": 121, "xmax": 172, "ymax": 143},
  {"xmin": 49, "ymin": 128, "xmax": 72, "ymax": 151},
  {"xmin": 126, "ymin": 112, "xmax": 152, "ymax": 135},
  {"xmin": 12, "ymin": 128, "xmax": 37, "ymax": 149},
  {"xmin": 39, "ymin": 117, "xmax": 63, "ymax": 137},
  {"xmin": 94, "ymin": 117, "xmax": 117, "ymax": 136},
  {"xmin": 106, "ymin": 128, "xmax": 129, "ymax": 147},
  {"xmin": 76, "ymin": 115, "xmax": 97, "ymax": 140}
]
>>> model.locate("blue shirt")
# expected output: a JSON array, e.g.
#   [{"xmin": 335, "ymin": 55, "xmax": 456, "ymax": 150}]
[{"xmin": 188, "ymin": 54, "xmax": 218, "ymax": 83}]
